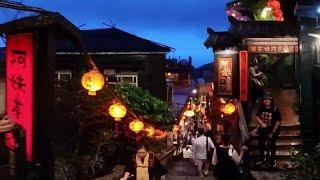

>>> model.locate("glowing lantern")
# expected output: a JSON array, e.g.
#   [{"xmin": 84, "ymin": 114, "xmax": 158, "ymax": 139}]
[
  {"xmin": 146, "ymin": 126, "xmax": 155, "ymax": 137},
  {"xmin": 129, "ymin": 120, "xmax": 144, "ymax": 134},
  {"xmin": 183, "ymin": 110, "xmax": 195, "ymax": 117},
  {"xmin": 108, "ymin": 103, "xmax": 127, "ymax": 121},
  {"xmin": 222, "ymin": 103, "xmax": 236, "ymax": 115},
  {"xmin": 81, "ymin": 70, "xmax": 105, "ymax": 96}
]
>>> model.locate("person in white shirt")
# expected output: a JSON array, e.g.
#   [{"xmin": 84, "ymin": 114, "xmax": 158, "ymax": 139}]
[
  {"xmin": 212, "ymin": 134, "xmax": 247, "ymax": 180},
  {"xmin": 192, "ymin": 127, "xmax": 215, "ymax": 177}
]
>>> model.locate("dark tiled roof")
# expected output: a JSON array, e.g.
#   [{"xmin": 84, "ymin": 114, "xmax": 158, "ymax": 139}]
[
  {"xmin": 213, "ymin": 32, "xmax": 240, "ymax": 49},
  {"xmin": 204, "ymin": 31, "xmax": 240, "ymax": 50},
  {"xmin": 57, "ymin": 28, "xmax": 172, "ymax": 53},
  {"xmin": 229, "ymin": 21, "xmax": 298, "ymax": 37},
  {"xmin": 298, "ymin": 0, "xmax": 320, "ymax": 6}
]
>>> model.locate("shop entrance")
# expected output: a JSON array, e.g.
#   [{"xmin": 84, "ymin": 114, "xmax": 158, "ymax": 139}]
[
  {"xmin": 245, "ymin": 38, "xmax": 300, "ymax": 127},
  {"xmin": 245, "ymin": 38, "xmax": 301, "ymax": 164}
]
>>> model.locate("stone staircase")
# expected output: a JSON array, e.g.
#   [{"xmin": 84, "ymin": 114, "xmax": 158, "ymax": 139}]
[{"xmin": 249, "ymin": 123, "xmax": 302, "ymax": 169}]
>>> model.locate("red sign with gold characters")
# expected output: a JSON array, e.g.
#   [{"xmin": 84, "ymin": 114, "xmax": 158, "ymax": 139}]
[
  {"xmin": 248, "ymin": 44, "xmax": 298, "ymax": 53},
  {"xmin": 239, "ymin": 51, "xmax": 248, "ymax": 102},
  {"xmin": 6, "ymin": 33, "xmax": 34, "ymax": 161},
  {"xmin": 217, "ymin": 57, "xmax": 233, "ymax": 96}
]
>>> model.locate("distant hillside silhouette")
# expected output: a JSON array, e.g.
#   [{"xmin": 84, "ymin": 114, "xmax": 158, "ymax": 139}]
[{"xmin": 192, "ymin": 62, "xmax": 214, "ymax": 83}]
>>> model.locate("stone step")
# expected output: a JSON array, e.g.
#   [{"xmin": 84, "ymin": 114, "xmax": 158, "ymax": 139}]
[
  {"xmin": 250, "ymin": 130, "xmax": 301, "ymax": 138},
  {"xmin": 248, "ymin": 149, "xmax": 300, "ymax": 159},
  {"xmin": 248, "ymin": 123, "xmax": 300, "ymax": 132},
  {"xmin": 248, "ymin": 139, "xmax": 302, "ymax": 147},
  {"xmin": 249, "ymin": 159, "xmax": 296, "ymax": 171}
]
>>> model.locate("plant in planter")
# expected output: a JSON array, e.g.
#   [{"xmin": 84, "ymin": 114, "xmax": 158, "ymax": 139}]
[{"xmin": 281, "ymin": 143, "xmax": 320, "ymax": 179}]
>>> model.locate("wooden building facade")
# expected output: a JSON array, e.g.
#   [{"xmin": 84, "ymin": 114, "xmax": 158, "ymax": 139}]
[{"xmin": 55, "ymin": 28, "xmax": 172, "ymax": 100}]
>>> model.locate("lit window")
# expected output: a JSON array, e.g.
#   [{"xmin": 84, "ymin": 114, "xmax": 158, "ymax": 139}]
[
  {"xmin": 56, "ymin": 70, "xmax": 72, "ymax": 81},
  {"xmin": 106, "ymin": 73, "xmax": 138, "ymax": 87}
]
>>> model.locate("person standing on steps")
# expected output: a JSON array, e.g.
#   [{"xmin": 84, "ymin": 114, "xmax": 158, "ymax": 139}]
[
  {"xmin": 255, "ymin": 91, "xmax": 281, "ymax": 168},
  {"xmin": 120, "ymin": 144, "xmax": 167, "ymax": 180},
  {"xmin": 192, "ymin": 127, "xmax": 215, "ymax": 177}
]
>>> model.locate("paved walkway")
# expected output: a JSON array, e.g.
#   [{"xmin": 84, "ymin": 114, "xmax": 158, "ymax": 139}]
[
  {"xmin": 172, "ymin": 87, "xmax": 190, "ymax": 116},
  {"xmin": 166, "ymin": 158, "xmax": 216, "ymax": 180}
]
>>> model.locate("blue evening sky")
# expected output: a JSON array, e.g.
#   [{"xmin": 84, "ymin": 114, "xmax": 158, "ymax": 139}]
[{"xmin": 0, "ymin": 0, "xmax": 230, "ymax": 67}]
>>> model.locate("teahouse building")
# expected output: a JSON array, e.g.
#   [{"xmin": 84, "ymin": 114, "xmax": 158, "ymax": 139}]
[{"xmin": 205, "ymin": 0, "xmax": 302, "ymax": 162}]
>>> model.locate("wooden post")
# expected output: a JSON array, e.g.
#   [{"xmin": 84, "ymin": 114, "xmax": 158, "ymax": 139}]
[
  {"xmin": 0, "ymin": 13, "xmax": 83, "ymax": 179},
  {"xmin": 33, "ymin": 28, "xmax": 56, "ymax": 180}
]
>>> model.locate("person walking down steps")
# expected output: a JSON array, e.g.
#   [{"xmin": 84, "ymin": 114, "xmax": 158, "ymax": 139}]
[{"xmin": 192, "ymin": 127, "xmax": 215, "ymax": 177}]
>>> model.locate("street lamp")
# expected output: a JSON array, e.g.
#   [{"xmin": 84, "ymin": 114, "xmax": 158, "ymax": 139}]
[{"xmin": 192, "ymin": 89, "xmax": 197, "ymax": 94}]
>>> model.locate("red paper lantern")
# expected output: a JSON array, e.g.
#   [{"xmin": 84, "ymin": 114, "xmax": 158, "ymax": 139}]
[
  {"xmin": 269, "ymin": 0, "xmax": 281, "ymax": 10},
  {"xmin": 274, "ymin": 9, "xmax": 283, "ymax": 17}
]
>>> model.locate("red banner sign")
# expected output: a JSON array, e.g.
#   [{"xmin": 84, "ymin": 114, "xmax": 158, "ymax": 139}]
[
  {"xmin": 248, "ymin": 44, "xmax": 298, "ymax": 53},
  {"xmin": 6, "ymin": 33, "xmax": 34, "ymax": 161},
  {"xmin": 239, "ymin": 51, "xmax": 248, "ymax": 102}
]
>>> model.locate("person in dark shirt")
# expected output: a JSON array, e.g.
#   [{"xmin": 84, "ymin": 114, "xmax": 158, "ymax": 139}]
[
  {"xmin": 120, "ymin": 145, "xmax": 167, "ymax": 180},
  {"xmin": 255, "ymin": 92, "xmax": 281, "ymax": 167}
]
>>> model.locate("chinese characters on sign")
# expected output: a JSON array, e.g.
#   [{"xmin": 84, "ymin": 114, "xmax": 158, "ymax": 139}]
[
  {"xmin": 217, "ymin": 57, "xmax": 233, "ymax": 96},
  {"xmin": 248, "ymin": 44, "xmax": 298, "ymax": 53},
  {"xmin": 239, "ymin": 51, "xmax": 248, "ymax": 102},
  {"xmin": 6, "ymin": 33, "xmax": 34, "ymax": 161}
]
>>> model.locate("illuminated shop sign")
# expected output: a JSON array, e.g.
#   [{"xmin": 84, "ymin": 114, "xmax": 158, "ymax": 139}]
[
  {"xmin": 248, "ymin": 44, "xmax": 298, "ymax": 53},
  {"xmin": 6, "ymin": 33, "xmax": 34, "ymax": 161}
]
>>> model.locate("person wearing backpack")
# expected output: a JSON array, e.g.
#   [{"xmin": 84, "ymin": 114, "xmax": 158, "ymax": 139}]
[
  {"xmin": 255, "ymin": 91, "xmax": 281, "ymax": 167},
  {"xmin": 212, "ymin": 134, "xmax": 248, "ymax": 180}
]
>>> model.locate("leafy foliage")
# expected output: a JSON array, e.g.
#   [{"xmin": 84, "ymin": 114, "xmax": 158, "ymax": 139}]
[
  {"xmin": 114, "ymin": 84, "xmax": 174, "ymax": 130},
  {"xmin": 54, "ymin": 79, "xmax": 173, "ymax": 178},
  {"xmin": 238, "ymin": 0, "xmax": 272, "ymax": 21},
  {"xmin": 282, "ymin": 143, "xmax": 320, "ymax": 180}
]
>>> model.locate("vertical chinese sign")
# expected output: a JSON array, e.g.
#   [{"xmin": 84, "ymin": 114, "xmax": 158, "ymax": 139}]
[
  {"xmin": 6, "ymin": 33, "xmax": 34, "ymax": 161},
  {"xmin": 239, "ymin": 51, "xmax": 248, "ymax": 102},
  {"xmin": 216, "ymin": 57, "xmax": 233, "ymax": 96}
]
